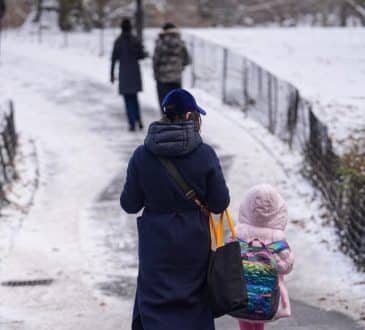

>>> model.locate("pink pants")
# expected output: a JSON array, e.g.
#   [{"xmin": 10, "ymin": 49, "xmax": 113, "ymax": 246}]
[{"xmin": 238, "ymin": 321, "xmax": 264, "ymax": 330}]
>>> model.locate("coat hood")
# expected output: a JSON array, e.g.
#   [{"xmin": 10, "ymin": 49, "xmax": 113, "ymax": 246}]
[
  {"xmin": 158, "ymin": 30, "xmax": 182, "ymax": 44},
  {"xmin": 238, "ymin": 184, "xmax": 288, "ymax": 231},
  {"xmin": 159, "ymin": 28, "xmax": 180, "ymax": 36},
  {"xmin": 144, "ymin": 121, "xmax": 202, "ymax": 157}
]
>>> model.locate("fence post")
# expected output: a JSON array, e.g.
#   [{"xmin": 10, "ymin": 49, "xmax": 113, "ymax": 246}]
[
  {"xmin": 268, "ymin": 73, "xmax": 274, "ymax": 133},
  {"xmin": 9, "ymin": 101, "xmax": 17, "ymax": 148},
  {"xmin": 63, "ymin": 31, "xmax": 69, "ymax": 48},
  {"xmin": 273, "ymin": 77, "xmax": 278, "ymax": 133},
  {"xmin": 0, "ymin": 10, "xmax": 3, "ymax": 58},
  {"xmin": 38, "ymin": 14, "xmax": 42, "ymax": 44},
  {"xmin": 0, "ymin": 135, "xmax": 8, "ymax": 182},
  {"xmin": 287, "ymin": 87, "xmax": 300, "ymax": 149},
  {"xmin": 222, "ymin": 48, "xmax": 228, "ymax": 104},
  {"xmin": 242, "ymin": 58, "xmax": 249, "ymax": 107},
  {"xmin": 258, "ymin": 66, "xmax": 263, "ymax": 97}
]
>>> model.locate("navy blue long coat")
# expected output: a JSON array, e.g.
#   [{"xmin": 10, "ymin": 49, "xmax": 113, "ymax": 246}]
[
  {"xmin": 121, "ymin": 121, "xmax": 230, "ymax": 330},
  {"xmin": 111, "ymin": 33, "xmax": 145, "ymax": 95}
]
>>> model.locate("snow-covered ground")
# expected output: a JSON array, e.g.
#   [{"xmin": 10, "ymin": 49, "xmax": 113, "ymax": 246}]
[
  {"xmin": 186, "ymin": 28, "xmax": 365, "ymax": 152},
  {"xmin": 0, "ymin": 28, "xmax": 364, "ymax": 329}
]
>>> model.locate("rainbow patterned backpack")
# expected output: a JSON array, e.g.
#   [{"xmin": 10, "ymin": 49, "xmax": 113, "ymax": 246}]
[{"xmin": 229, "ymin": 238, "xmax": 289, "ymax": 321}]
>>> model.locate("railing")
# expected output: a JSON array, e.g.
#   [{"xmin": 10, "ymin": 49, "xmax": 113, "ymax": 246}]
[
  {"xmin": 0, "ymin": 100, "xmax": 18, "ymax": 209},
  {"xmin": 186, "ymin": 34, "xmax": 365, "ymax": 271}
]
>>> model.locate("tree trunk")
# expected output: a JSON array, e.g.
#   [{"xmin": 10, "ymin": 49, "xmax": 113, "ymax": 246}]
[
  {"xmin": 0, "ymin": 0, "xmax": 5, "ymax": 20},
  {"xmin": 58, "ymin": 0, "xmax": 69, "ymax": 30},
  {"xmin": 135, "ymin": 0, "xmax": 143, "ymax": 42},
  {"xmin": 33, "ymin": 0, "xmax": 44, "ymax": 23},
  {"xmin": 340, "ymin": 3, "xmax": 348, "ymax": 26}
]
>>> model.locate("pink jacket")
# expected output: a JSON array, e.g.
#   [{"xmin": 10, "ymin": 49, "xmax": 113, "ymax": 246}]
[{"xmin": 236, "ymin": 184, "xmax": 295, "ymax": 321}]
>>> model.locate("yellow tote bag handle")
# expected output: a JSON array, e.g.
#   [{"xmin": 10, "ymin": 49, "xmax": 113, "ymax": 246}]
[
  {"xmin": 225, "ymin": 209, "xmax": 237, "ymax": 241},
  {"xmin": 210, "ymin": 209, "xmax": 237, "ymax": 249}
]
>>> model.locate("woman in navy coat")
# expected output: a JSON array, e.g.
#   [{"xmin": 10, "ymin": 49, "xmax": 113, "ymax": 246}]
[
  {"xmin": 111, "ymin": 18, "xmax": 146, "ymax": 131},
  {"xmin": 121, "ymin": 89, "xmax": 230, "ymax": 330}
]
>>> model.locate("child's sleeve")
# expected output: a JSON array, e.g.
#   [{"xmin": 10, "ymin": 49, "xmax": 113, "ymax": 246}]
[{"xmin": 276, "ymin": 248, "xmax": 295, "ymax": 275}]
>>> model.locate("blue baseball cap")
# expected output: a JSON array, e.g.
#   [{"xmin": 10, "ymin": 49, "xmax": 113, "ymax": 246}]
[{"xmin": 162, "ymin": 89, "xmax": 207, "ymax": 117}]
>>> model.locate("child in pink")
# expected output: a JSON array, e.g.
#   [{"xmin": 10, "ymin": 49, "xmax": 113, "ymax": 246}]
[{"xmin": 236, "ymin": 184, "xmax": 295, "ymax": 330}]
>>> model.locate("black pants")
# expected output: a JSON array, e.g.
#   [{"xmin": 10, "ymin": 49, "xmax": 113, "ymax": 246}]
[{"xmin": 157, "ymin": 81, "xmax": 182, "ymax": 112}]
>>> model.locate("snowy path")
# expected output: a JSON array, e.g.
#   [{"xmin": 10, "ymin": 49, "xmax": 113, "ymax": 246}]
[
  {"xmin": 0, "ymin": 45, "xmax": 144, "ymax": 329},
  {"xmin": 0, "ymin": 33, "xmax": 364, "ymax": 329}
]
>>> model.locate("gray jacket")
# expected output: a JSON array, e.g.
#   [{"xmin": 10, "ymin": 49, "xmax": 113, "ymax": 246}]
[{"xmin": 153, "ymin": 29, "xmax": 191, "ymax": 83}]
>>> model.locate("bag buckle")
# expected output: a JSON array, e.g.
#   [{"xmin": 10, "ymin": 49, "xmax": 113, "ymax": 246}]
[{"xmin": 185, "ymin": 190, "xmax": 196, "ymax": 199}]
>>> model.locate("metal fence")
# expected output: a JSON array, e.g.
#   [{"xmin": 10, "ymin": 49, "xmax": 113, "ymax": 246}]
[
  {"xmin": 187, "ymin": 36, "xmax": 311, "ymax": 149},
  {"xmin": 186, "ymin": 35, "xmax": 365, "ymax": 270},
  {"xmin": 0, "ymin": 100, "xmax": 18, "ymax": 208}
]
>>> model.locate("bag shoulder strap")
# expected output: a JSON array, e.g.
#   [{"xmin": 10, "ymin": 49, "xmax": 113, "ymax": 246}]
[
  {"xmin": 266, "ymin": 240, "xmax": 290, "ymax": 254},
  {"xmin": 158, "ymin": 157, "xmax": 237, "ymax": 245},
  {"xmin": 238, "ymin": 238, "xmax": 289, "ymax": 254},
  {"xmin": 158, "ymin": 157, "xmax": 209, "ymax": 215},
  {"xmin": 158, "ymin": 157, "xmax": 197, "ymax": 200}
]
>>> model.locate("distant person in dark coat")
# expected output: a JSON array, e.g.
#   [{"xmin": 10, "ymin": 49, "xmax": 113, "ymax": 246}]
[
  {"xmin": 153, "ymin": 23, "xmax": 191, "ymax": 112},
  {"xmin": 120, "ymin": 89, "xmax": 230, "ymax": 330},
  {"xmin": 111, "ymin": 18, "xmax": 146, "ymax": 131}
]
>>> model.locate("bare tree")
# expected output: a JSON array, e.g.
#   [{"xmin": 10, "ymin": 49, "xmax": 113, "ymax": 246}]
[
  {"xmin": 58, "ymin": 0, "xmax": 92, "ymax": 30},
  {"xmin": 0, "ymin": 0, "xmax": 5, "ymax": 56}
]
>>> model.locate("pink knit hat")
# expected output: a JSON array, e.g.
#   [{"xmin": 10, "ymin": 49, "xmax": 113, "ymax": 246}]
[{"xmin": 238, "ymin": 184, "xmax": 288, "ymax": 230}]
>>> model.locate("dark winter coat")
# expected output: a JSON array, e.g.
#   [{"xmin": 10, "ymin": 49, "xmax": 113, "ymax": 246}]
[
  {"xmin": 111, "ymin": 33, "xmax": 146, "ymax": 95},
  {"xmin": 153, "ymin": 29, "xmax": 191, "ymax": 83},
  {"xmin": 120, "ymin": 121, "xmax": 230, "ymax": 330}
]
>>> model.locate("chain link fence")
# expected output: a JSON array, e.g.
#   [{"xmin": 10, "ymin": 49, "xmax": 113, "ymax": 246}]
[
  {"xmin": 0, "ymin": 100, "xmax": 18, "ymax": 209},
  {"xmin": 186, "ymin": 34, "xmax": 365, "ymax": 270}
]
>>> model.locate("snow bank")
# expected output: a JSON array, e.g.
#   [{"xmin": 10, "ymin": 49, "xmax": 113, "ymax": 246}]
[{"xmin": 185, "ymin": 28, "xmax": 365, "ymax": 153}]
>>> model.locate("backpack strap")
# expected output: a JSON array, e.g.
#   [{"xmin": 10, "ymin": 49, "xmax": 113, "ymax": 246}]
[{"xmin": 266, "ymin": 240, "xmax": 290, "ymax": 254}]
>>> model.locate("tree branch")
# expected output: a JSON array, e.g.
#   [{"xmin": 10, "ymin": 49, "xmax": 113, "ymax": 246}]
[{"xmin": 345, "ymin": 0, "xmax": 365, "ymax": 17}]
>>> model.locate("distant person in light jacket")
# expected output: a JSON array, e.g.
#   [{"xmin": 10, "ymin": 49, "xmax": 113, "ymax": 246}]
[
  {"xmin": 153, "ymin": 22, "xmax": 191, "ymax": 112},
  {"xmin": 111, "ymin": 18, "xmax": 146, "ymax": 132}
]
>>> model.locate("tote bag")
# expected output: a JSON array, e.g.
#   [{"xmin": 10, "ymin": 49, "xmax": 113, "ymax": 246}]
[{"xmin": 208, "ymin": 210, "xmax": 247, "ymax": 318}]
